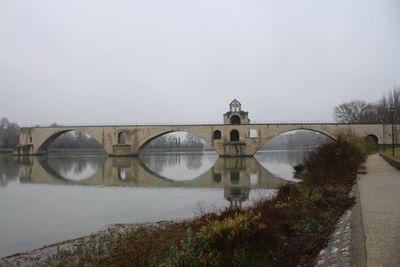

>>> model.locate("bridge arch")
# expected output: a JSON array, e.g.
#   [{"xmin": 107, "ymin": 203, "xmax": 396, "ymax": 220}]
[
  {"xmin": 137, "ymin": 130, "xmax": 215, "ymax": 152},
  {"xmin": 255, "ymin": 128, "xmax": 335, "ymax": 153},
  {"xmin": 137, "ymin": 130, "xmax": 174, "ymax": 151},
  {"xmin": 36, "ymin": 129, "xmax": 105, "ymax": 154},
  {"xmin": 37, "ymin": 129, "xmax": 74, "ymax": 154},
  {"xmin": 365, "ymin": 134, "xmax": 379, "ymax": 145}
]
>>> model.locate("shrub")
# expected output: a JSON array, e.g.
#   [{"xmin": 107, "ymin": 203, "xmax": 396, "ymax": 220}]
[
  {"xmin": 291, "ymin": 216, "xmax": 318, "ymax": 233},
  {"xmin": 159, "ymin": 211, "xmax": 266, "ymax": 266},
  {"xmin": 300, "ymin": 131, "xmax": 367, "ymax": 185}
]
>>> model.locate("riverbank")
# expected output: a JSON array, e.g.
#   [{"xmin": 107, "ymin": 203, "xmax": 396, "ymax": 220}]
[
  {"xmin": 0, "ymin": 183, "xmax": 366, "ymax": 266},
  {"xmin": 0, "ymin": 222, "xmax": 175, "ymax": 267},
  {"xmin": 0, "ymin": 184, "xmax": 356, "ymax": 266},
  {"xmin": 0, "ymin": 133, "xmax": 367, "ymax": 266}
]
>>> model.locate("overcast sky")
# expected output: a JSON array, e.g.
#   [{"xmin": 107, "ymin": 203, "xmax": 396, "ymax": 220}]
[{"xmin": 1, "ymin": 0, "xmax": 399, "ymax": 126}]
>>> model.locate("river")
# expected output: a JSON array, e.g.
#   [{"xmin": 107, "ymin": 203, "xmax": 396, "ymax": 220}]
[{"xmin": 0, "ymin": 150, "xmax": 305, "ymax": 258}]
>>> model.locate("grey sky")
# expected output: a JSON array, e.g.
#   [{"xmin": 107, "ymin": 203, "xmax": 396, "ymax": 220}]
[{"xmin": 1, "ymin": 0, "xmax": 399, "ymax": 126}]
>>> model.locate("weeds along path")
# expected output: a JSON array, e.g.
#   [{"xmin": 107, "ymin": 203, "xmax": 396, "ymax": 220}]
[{"xmin": 358, "ymin": 154, "xmax": 400, "ymax": 267}]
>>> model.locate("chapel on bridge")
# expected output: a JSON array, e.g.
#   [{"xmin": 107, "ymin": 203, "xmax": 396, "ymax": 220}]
[{"xmin": 223, "ymin": 99, "xmax": 250, "ymax": 125}]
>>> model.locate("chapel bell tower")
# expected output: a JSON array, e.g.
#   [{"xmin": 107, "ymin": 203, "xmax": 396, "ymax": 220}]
[{"xmin": 223, "ymin": 99, "xmax": 250, "ymax": 124}]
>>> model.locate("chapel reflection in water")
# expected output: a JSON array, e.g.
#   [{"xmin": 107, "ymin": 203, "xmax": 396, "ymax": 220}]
[{"xmin": 9, "ymin": 153, "xmax": 289, "ymax": 207}]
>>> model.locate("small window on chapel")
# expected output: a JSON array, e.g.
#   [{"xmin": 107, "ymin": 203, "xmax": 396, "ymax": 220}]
[{"xmin": 213, "ymin": 130, "xmax": 222, "ymax": 140}]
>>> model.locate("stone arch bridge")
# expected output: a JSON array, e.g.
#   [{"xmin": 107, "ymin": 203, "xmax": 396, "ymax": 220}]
[{"xmin": 14, "ymin": 122, "xmax": 391, "ymax": 157}]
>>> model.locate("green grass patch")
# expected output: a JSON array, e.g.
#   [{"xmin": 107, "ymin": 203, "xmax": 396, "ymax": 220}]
[{"xmin": 381, "ymin": 147, "xmax": 400, "ymax": 160}]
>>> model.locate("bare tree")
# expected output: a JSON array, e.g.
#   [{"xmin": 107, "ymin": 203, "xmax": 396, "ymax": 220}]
[
  {"xmin": 333, "ymin": 87, "xmax": 400, "ymax": 124},
  {"xmin": 387, "ymin": 87, "xmax": 400, "ymax": 123},
  {"xmin": 0, "ymin": 118, "xmax": 19, "ymax": 148},
  {"xmin": 334, "ymin": 100, "xmax": 374, "ymax": 123},
  {"xmin": 376, "ymin": 96, "xmax": 389, "ymax": 123},
  {"xmin": 371, "ymin": 87, "xmax": 400, "ymax": 124}
]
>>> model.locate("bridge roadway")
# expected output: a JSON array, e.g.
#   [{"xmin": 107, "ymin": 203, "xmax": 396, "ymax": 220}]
[{"xmin": 14, "ymin": 123, "xmax": 391, "ymax": 157}]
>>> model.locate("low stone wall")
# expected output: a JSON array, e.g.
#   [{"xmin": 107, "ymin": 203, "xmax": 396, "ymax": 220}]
[
  {"xmin": 379, "ymin": 153, "xmax": 400, "ymax": 169},
  {"xmin": 314, "ymin": 183, "xmax": 367, "ymax": 267}
]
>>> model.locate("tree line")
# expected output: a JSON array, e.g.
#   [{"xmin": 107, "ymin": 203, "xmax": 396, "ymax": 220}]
[
  {"xmin": 0, "ymin": 118, "xmax": 19, "ymax": 148},
  {"xmin": 334, "ymin": 87, "xmax": 400, "ymax": 124}
]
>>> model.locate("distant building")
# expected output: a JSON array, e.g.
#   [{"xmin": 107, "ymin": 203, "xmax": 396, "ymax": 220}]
[{"xmin": 223, "ymin": 99, "xmax": 250, "ymax": 125}]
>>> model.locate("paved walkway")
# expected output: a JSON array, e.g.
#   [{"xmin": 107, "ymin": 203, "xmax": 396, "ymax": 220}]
[{"xmin": 358, "ymin": 154, "xmax": 400, "ymax": 267}]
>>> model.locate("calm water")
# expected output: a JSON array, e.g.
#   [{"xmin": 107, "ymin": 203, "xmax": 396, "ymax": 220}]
[{"xmin": 0, "ymin": 150, "xmax": 305, "ymax": 257}]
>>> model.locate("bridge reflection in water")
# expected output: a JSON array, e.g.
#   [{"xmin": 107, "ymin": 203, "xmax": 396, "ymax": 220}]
[{"xmin": 15, "ymin": 153, "xmax": 289, "ymax": 208}]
